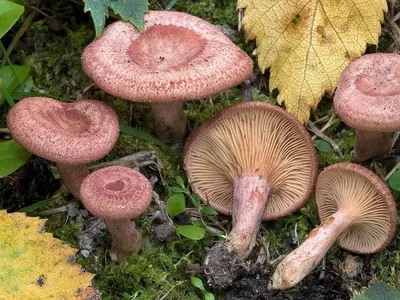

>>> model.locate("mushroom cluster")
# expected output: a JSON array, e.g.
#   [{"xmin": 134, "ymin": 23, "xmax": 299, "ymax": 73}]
[
  {"xmin": 7, "ymin": 97, "xmax": 119, "ymax": 199},
  {"xmin": 82, "ymin": 10, "xmax": 253, "ymax": 145}
]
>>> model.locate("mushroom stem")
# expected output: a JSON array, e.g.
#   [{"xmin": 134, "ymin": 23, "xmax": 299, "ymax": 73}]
[
  {"xmin": 268, "ymin": 210, "xmax": 352, "ymax": 290},
  {"xmin": 57, "ymin": 163, "xmax": 90, "ymax": 199},
  {"xmin": 353, "ymin": 130, "xmax": 392, "ymax": 162},
  {"xmin": 104, "ymin": 219, "xmax": 142, "ymax": 262},
  {"xmin": 151, "ymin": 101, "xmax": 187, "ymax": 145},
  {"xmin": 229, "ymin": 175, "xmax": 270, "ymax": 257}
]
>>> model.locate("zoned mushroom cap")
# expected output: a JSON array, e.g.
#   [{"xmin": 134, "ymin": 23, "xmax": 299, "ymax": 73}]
[
  {"xmin": 82, "ymin": 10, "xmax": 253, "ymax": 102},
  {"xmin": 7, "ymin": 97, "xmax": 119, "ymax": 164},
  {"xmin": 316, "ymin": 163, "xmax": 396, "ymax": 254},
  {"xmin": 334, "ymin": 53, "xmax": 400, "ymax": 132},
  {"xmin": 184, "ymin": 101, "xmax": 317, "ymax": 220},
  {"xmin": 80, "ymin": 166, "xmax": 152, "ymax": 221}
]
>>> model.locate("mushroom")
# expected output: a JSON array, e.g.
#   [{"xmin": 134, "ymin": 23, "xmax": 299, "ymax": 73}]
[
  {"xmin": 269, "ymin": 163, "xmax": 397, "ymax": 290},
  {"xmin": 82, "ymin": 11, "xmax": 253, "ymax": 145},
  {"xmin": 7, "ymin": 97, "xmax": 119, "ymax": 199},
  {"xmin": 334, "ymin": 53, "xmax": 400, "ymax": 162},
  {"xmin": 184, "ymin": 101, "xmax": 317, "ymax": 257},
  {"xmin": 80, "ymin": 166, "xmax": 152, "ymax": 261}
]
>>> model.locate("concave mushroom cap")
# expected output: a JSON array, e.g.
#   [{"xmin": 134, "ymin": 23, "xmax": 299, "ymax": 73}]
[
  {"xmin": 334, "ymin": 53, "xmax": 400, "ymax": 132},
  {"xmin": 316, "ymin": 163, "xmax": 396, "ymax": 254},
  {"xmin": 82, "ymin": 11, "xmax": 253, "ymax": 102},
  {"xmin": 184, "ymin": 101, "xmax": 317, "ymax": 220},
  {"xmin": 80, "ymin": 166, "xmax": 152, "ymax": 221},
  {"xmin": 7, "ymin": 97, "xmax": 119, "ymax": 164}
]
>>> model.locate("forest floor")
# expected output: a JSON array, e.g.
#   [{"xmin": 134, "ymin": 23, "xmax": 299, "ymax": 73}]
[{"xmin": 1, "ymin": 0, "xmax": 400, "ymax": 299}]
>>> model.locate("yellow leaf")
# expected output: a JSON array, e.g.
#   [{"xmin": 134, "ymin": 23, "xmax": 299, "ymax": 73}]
[
  {"xmin": 0, "ymin": 210, "xmax": 98, "ymax": 300},
  {"xmin": 238, "ymin": 0, "xmax": 387, "ymax": 123}
]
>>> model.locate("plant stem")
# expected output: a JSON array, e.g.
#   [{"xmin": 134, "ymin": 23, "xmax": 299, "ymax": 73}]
[
  {"xmin": 0, "ymin": 41, "xmax": 23, "ymax": 88},
  {"xmin": 0, "ymin": 78, "xmax": 15, "ymax": 107},
  {"xmin": 1, "ymin": 10, "xmax": 37, "ymax": 67}
]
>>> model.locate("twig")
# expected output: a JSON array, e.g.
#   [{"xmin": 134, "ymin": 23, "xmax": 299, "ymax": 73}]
[
  {"xmin": 159, "ymin": 282, "xmax": 184, "ymax": 300},
  {"xmin": 174, "ymin": 250, "xmax": 194, "ymax": 269},
  {"xmin": 308, "ymin": 121, "xmax": 343, "ymax": 157},
  {"xmin": 392, "ymin": 131, "xmax": 400, "ymax": 149},
  {"xmin": 385, "ymin": 161, "xmax": 400, "ymax": 181},
  {"xmin": 0, "ymin": 128, "xmax": 10, "ymax": 134},
  {"xmin": 311, "ymin": 112, "xmax": 336, "ymax": 141},
  {"xmin": 313, "ymin": 115, "xmax": 330, "ymax": 125},
  {"xmin": 37, "ymin": 205, "xmax": 68, "ymax": 216}
]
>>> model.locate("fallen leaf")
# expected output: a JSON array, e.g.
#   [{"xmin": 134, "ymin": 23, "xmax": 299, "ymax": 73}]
[
  {"xmin": 0, "ymin": 210, "xmax": 98, "ymax": 299},
  {"xmin": 238, "ymin": 0, "xmax": 387, "ymax": 123}
]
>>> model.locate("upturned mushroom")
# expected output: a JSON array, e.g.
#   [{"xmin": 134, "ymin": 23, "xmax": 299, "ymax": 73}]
[
  {"xmin": 82, "ymin": 11, "xmax": 253, "ymax": 145},
  {"xmin": 80, "ymin": 166, "xmax": 152, "ymax": 261},
  {"xmin": 184, "ymin": 101, "xmax": 317, "ymax": 257},
  {"xmin": 7, "ymin": 97, "xmax": 119, "ymax": 198},
  {"xmin": 269, "ymin": 163, "xmax": 397, "ymax": 290},
  {"xmin": 334, "ymin": 53, "xmax": 400, "ymax": 162}
]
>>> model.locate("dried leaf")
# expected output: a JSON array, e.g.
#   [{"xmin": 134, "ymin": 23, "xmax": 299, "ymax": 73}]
[
  {"xmin": 0, "ymin": 210, "xmax": 97, "ymax": 299},
  {"xmin": 238, "ymin": 0, "xmax": 387, "ymax": 123}
]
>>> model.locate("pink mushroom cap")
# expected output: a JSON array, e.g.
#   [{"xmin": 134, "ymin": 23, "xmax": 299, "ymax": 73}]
[
  {"xmin": 7, "ymin": 97, "xmax": 119, "ymax": 164},
  {"xmin": 82, "ymin": 10, "xmax": 253, "ymax": 102},
  {"xmin": 80, "ymin": 166, "xmax": 152, "ymax": 221},
  {"xmin": 334, "ymin": 53, "xmax": 400, "ymax": 132}
]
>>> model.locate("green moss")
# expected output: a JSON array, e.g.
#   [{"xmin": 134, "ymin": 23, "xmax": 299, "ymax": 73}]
[{"xmin": 18, "ymin": 22, "xmax": 93, "ymax": 98}]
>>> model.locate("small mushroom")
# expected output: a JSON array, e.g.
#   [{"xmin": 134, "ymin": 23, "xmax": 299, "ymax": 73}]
[
  {"xmin": 269, "ymin": 163, "xmax": 397, "ymax": 290},
  {"xmin": 7, "ymin": 97, "xmax": 119, "ymax": 198},
  {"xmin": 80, "ymin": 166, "xmax": 152, "ymax": 261},
  {"xmin": 82, "ymin": 11, "xmax": 253, "ymax": 145},
  {"xmin": 334, "ymin": 53, "xmax": 400, "ymax": 162},
  {"xmin": 184, "ymin": 101, "xmax": 317, "ymax": 257}
]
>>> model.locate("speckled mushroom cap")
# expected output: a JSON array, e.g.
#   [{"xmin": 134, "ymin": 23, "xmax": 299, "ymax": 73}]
[
  {"xmin": 316, "ymin": 163, "xmax": 397, "ymax": 254},
  {"xmin": 82, "ymin": 11, "xmax": 253, "ymax": 102},
  {"xmin": 334, "ymin": 53, "xmax": 400, "ymax": 132},
  {"xmin": 80, "ymin": 166, "xmax": 152, "ymax": 221},
  {"xmin": 7, "ymin": 97, "xmax": 119, "ymax": 164},
  {"xmin": 184, "ymin": 101, "xmax": 317, "ymax": 220}
]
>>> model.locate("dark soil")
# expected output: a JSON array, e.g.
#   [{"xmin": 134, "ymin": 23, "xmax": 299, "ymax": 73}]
[
  {"xmin": 225, "ymin": 267, "xmax": 349, "ymax": 300},
  {"xmin": 204, "ymin": 242, "xmax": 251, "ymax": 288},
  {"xmin": 0, "ymin": 156, "xmax": 60, "ymax": 211}
]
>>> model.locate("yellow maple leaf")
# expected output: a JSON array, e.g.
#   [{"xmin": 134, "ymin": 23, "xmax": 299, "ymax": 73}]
[
  {"xmin": 0, "ymin": 210, "xmax": 98, "ymax": 300},
  {"xmin": 238, "ymin": 0, "xmax": 387, "ymax": 123}
]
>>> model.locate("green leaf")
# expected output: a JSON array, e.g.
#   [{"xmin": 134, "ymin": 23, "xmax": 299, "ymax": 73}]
[
  {"xmin": 166, "ymin": 0, "xmax": 177, "ymax": 10},
  {"xmin": 388, "ymin": 170, "xmax": 400, "ymax": 191},
  {"xmin": 190, "ymin": 276, "xmax": 205, "ymax": 290},
  {"xmin": 175, "ymin": 176, "xmax": 185, "ymax": 189},
  {"xmin": 0, "ymin": 140, "xmax": 31, "ymax": 178},
  {"xmin": 0, "ymin": 65, "xmax": 30, "ymax": 103},
  {"xmin": 83, "ymin": 0, "xmax": 109, "ymax": 37},
  {"xmin": 201, "ymin": 206, "xmax": 218, "ymax": 216},
  {"xmin": 166, "ymin": 193, "xmax": 185, "ymax": 218},
  {"xmin": 169, "ymin": 186, "xmax": 186, "ymax": 194},
  {"xmin": 191, "ymin": 193, "xmax": 201, "ymax": 206},
  {"xmin": 17, "ymin": 198, "xmax": 55, "ymax": 213},
  {"xmin": 204, "ymin": 292, "xmax": 215, "ymax": 300},
  {"xmin": 352, "ymin": 282, "xmax": 400, "ymax": 300},
  {"xmin": 0, "ymin": 0, "xmax": 24, "ymax": 38},
  {"xmin": 176, "ymin": 225, "xmax": 205, "ymax": 240},
  {"xmin": 313, "ymin": 139, "xmax": 333, "ymax": 153},
  {"xmin": 109, "ymin": 0, "xmax": 149, "ymax": 32},
  {"xmin": 119, "ymin": 123, "xmax": 170, "ymax": 151}
]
